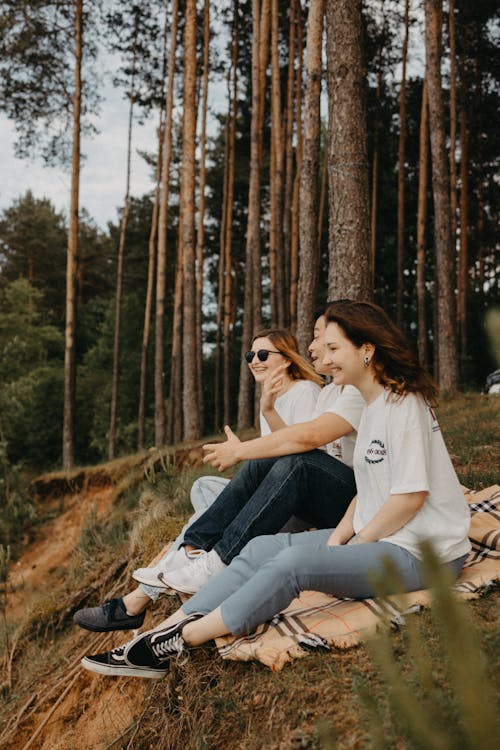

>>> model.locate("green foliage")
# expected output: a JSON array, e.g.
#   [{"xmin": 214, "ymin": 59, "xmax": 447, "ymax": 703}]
[
  {"xmin": 344, "ymin": 543, "xmax": 499, "ymax": 750},
  {"xmin": 0, "ymin": 1, "xmax": 101, "ymax": 164},
  {"xmin": 0, "ymin": 437, "xmax": 35, "ymax": 550},
  {"xmin": 0, "ymin": 279, "xmax": 64, "ymax": 466}
]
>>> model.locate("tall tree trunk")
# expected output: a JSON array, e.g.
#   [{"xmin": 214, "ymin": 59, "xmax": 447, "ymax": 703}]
[
  {"xmin": 325, "ymin": 0, "xmax": 371, "ymax": 300},
  {"xmin": 237, "ymin": 0, "xmax": 267, "ymax": 430},
  {"xmin": 317, "ymin": 137, "xmax": 327, "ymax": 260},
  {"xmin": 269, "ymin": 0, "xmax": 285, "ymax": 326},
  {"xmin": 180, "ymin": 0, "xmax": 200, "ymax": 439},
  {"xmin": 289, "ymin": 0, "xmax": 303, "ymax": 333},
  {"xmin": 223, "ymin": 4, "xmax": 238, "ymax": 426},
  {"xmin": 425, "ymin": 0, "xmax": 458, "ymax": 393},
  {"xmin": 396, "ymin": 0, "xmax": 409, "ymax": 329},
  {"xmin": 215, "ymin": 82, "xmax": 231, "ymax": 432},
  {"xmin": 154, "ymin": 0, "xmax": 179, "ymax": 447},
  {"xmin": 370, "ymin": 67, "xmax": 381, "ymax": 289},
  {"xmin": 448, "ymin": 0, "xmax": 458, "ymax": 244},
  {"xmin": 195, "ymin": 0, "xmax": 210, "ymax": 435},
  {"xmin": 138, "ymin": 114, "xmax": 164, "ymax": 451},
  {"xmin": 416, "ymin": 77, "xmax": 429, "ymax": 368},
  {"xmin": 168, "ymin": 233, "xmax": 183, "ymax": 445},
  {"xmin": 282, "ymin": 0, "xmax": 296, "ymax": 322},
  {"xmin": 457, "ymin": 30, "xmax": 468, "ymax": 361},
  {"xmin": 63, "ymin": 0, "xmax": 82, "ymax": 470},
  {"xmin": 109, "ymin": 18, "xmax": 137, "ymax": 460},
  {"xmin": 296, "ymin": 0, "xmax": 324, "ymax": 354}
]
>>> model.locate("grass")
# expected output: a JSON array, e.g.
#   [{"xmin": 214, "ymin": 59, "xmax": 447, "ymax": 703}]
[{"xmin": 0, "ymin": 393, "xmax": 498, "ymax": 748}]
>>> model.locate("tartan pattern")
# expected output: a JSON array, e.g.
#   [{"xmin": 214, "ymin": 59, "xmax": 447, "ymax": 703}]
[{"xmin": 215, "ymin": 484, "xmax": 500, "ymax": 671}]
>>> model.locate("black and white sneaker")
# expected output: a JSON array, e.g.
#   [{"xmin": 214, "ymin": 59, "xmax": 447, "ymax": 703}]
[
  {"xmin": 124, "ymin": 613, "xmax": 203, "ymax": 677},
  {"xmin": 81, "ymin": 644, "xmax": 168, "ymax": 679}
]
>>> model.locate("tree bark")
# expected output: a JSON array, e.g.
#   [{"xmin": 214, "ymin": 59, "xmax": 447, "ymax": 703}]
[
  {"xmin": 282, "ymin": 0, "xmax": 296, "ymax": 323},
  {"xmin": 416, "ymin": 77, "xmax": 429, "ymax": 368},
  {"xmin": 289, "ymin": 0, "xmax": 303, "ymax": 333},
  {"xmin": 195, "ymin": 0, "xmax": 210, "ymax": 434},
  {"xmin": 269, "ymin": 0, "xmax": 285, "ymax": 326},
  {"xmin": 138, "ymin": 113, "xmax": 163, "ymax": 451},
  {"xmin": 109, "ymin": 15, "xmax": 137, "ymax": 460},
  {"xmin": 237, "ymin": 0, "xmax": 267, "ymax": 430},
  {"xmin": 396, "ymin": 0, "xmax": 409, "ymax": 329},
  {"xmin": 180, "ymin": 0, "xmax": 200, "ymax": 439},
  {"xmin": 154, "ymin": 0, "xmax": 179, "ymax": 447},
  {"xmin": 223, "ymin": 4, "xmax": 238, "ymax": 426},
  {"xmin": 448, "ymin": 0, "xmax": 458, "ymax": 244},
  {"xmin": 425, "ymin": 0, "xmax": 458, "ymax": 393},
  {"xmin": 457, "ymin": 29, "xmax": 468, "ymax": 360},
  {"xmin": 168, "ymin": 233, "xmax": 183, "ymax": 445},
  {"xmin": 62, "ymin": 0, "xmax": 82, "ymax": 470},
  {"xmin": 325, "ymin": 0, "xmax": 371, "ymax": 300},
  {"xmin": 215, "ymin": 80, "xmax": 230, "ymax": 432},
  {"xmin": 370, "ymin": 66, "xmax": 381, "ymax": 289},
  {"xmin": 296, "ymin": 0, "xmax": 324, "ymax": 354}
]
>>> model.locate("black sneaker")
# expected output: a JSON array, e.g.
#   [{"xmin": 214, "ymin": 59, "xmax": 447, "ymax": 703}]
[
  {"xmin": 73, "ymin": 597, "xmax": 145, "ymax": 632},
  {"xmin": 124, "ymin": 613, "xmax": 203, "ymax": 677},
  {"xmin": 81, "ymin": 645, "xmax": 168, "ymax": 679}
]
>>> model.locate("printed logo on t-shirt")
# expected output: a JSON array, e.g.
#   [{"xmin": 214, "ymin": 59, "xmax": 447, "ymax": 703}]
[
  {"xmin": 365, "ymin": 439, "xmax": 386, "ymax": 464},
  {"xmin": 429, "ymin": 407, "xmax": 441, "ymax": 433}
]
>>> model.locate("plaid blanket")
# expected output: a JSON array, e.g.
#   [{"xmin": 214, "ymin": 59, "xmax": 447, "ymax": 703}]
[{"xmin": 214, "ymin": 485, "xmax": 500, "ymax": 671}]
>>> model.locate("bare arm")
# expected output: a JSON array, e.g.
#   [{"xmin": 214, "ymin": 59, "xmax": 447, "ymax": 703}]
[
  {"xmin": 343, "ymin": 492, "xmax": 427, "ymax": 545},
  {"xmin": 203, "ymin": 411, "xmax": 355, "ymax": 471},
  {"xmin": 327, "ymin": 496, "xmax": 358, "ymax": 545}
]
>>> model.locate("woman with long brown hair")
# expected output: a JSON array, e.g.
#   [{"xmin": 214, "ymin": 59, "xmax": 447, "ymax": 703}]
[{"xmin": 82, "ymin": 300, "xmax": 470, "ymax": 679}]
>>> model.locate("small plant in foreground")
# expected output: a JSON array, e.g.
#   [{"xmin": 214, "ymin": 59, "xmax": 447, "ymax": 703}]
[{"xmin": 320, "ymin": 543, "xmax": 498, "ymax": 750}]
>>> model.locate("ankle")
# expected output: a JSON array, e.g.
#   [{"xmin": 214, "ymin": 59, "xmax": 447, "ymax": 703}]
[{"xmin": 122, "ymin": 592, "xmax": 150, "ymax": 616}]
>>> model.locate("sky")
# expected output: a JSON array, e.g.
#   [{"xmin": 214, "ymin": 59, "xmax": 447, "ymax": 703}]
[{"xmin": 0, "ymin": 81, "xmax": 160, "ymax": 231}]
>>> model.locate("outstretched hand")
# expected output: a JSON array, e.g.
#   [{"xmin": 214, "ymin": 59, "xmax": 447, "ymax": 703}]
[{"xmin": 203, "ymin": 425, "xmax": 242, "ymax": 471}]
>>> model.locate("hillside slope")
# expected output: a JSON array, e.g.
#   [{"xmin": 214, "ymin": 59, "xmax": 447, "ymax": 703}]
[{"xmin": 0, "ymin": 394, "xmax": 498, "ymax": 749}]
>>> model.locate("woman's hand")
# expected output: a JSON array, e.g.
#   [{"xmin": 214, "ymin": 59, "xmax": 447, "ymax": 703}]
[
  {"xmin": 203, "ymin": 426, "xmax": 242, "ymax": 471},
  {"xmin": 260, "ymin": 364, "xmax": 289, "ymax": 414}
]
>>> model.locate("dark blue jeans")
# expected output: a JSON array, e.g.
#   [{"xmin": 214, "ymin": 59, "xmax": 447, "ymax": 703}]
[{"xmin": 183, "ymin": 450, "xmax": 356, "ymax": 564}]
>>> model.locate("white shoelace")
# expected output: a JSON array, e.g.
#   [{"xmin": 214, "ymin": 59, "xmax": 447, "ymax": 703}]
[{"xmin": 151, "ymin": 631, "xmax": 184, "ymax": 657}]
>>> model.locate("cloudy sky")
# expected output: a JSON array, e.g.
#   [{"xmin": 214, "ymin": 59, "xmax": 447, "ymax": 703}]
[{"xmin": 0, "ymin": 78, "xmax": 161, "ymax": 230}]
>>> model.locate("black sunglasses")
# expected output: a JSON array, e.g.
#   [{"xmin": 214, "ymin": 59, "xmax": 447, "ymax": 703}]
[{"xmin": 245, "ymin": 349, "xmax": 282, "ymax": 363}]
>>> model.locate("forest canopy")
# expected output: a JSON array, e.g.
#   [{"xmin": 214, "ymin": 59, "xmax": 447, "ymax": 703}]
[{"xmin": 0, "ymin": 0, "xmax": 498, "ymax": 471}]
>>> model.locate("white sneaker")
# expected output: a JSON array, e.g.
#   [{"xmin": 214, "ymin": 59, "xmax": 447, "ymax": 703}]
[
  {"xmin": 132, "ymin": 547, "xmax": 206, "ymax": 588},
  {"xmin": 162, "ymin": 549, "xmax": 226, "ymax": 594}
]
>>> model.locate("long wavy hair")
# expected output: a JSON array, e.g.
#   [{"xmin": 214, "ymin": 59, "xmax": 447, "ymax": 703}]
[
  {"xmin": 325, "ymin": 301, "xmax": 439, "ymax": 405},
  {"xmin": 251, "ymin": 328, "xmax": 323, "ymax": 385}
]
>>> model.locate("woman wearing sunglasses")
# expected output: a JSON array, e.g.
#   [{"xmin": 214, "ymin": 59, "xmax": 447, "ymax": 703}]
[
  {"xmin": 82, "ymin": 301, "xmax": 470, "ymax": 679},
  {"xmin": 245, "ymin": 328, "xmax": 323, "ymax": 434},
  {"xmin": 73, "ymin": 328, "xmax": 330, "ymax": 634}
]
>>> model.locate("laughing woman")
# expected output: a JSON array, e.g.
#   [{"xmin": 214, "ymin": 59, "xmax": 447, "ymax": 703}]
[
  {"xmin": 81, "ymin": 301, "xmax": 470, "ymax": 678},
  {"xmin": 73, "ymin": 328, "xmax": 324, "ymax": 633}
]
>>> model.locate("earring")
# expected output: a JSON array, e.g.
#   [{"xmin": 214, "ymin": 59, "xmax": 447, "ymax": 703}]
[{"xmin": 364, "ymin": 355, "xmax": 370, "ymax": 368}]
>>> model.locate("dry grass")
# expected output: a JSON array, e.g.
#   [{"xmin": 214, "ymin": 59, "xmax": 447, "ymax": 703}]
[{"xmin": 0, "ymin": 395, "xmax": 498, "ymax": 749}]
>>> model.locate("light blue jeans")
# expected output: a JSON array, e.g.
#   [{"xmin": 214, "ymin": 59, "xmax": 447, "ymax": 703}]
[
  {"xmin": 140, "ymin": 475, "xmax": 310, "ymax": 601},
  {"xmin": 183, "ymin": 529, "xmax": 467, "ymax": 635}
]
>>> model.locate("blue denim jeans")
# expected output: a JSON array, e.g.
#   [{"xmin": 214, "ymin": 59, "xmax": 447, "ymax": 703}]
[
  {"xmin": 183, "ymin": 450, "xmax": 356, "ymax": 564},
  {"xmin": 183, "ymin": 529, "xmax": 468, "ymax": 635}
]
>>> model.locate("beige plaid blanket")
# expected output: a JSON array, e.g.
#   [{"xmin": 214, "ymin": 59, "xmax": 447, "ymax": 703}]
[{"xmin": 214, "ymin": 485, "xmax": 500, "ymax": 671}]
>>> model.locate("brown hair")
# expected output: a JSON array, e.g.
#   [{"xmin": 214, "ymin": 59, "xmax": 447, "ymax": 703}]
[
  {"xmin": 252, "ymin": 328, "xmax": 323, "ymax": 385},
  {"xmin": 325, "ymin": 301, "xmax": 439, "ymax": 406}
]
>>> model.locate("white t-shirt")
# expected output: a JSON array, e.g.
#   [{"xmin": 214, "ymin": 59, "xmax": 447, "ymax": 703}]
[
  {"xmin": 312, "ymin": 383, "xmax": 365, "ymax": 468},
  {"xmin": 260, "ymin": 379, "xmax": 321, "ymax": 436},
  {"xmin": 353, "ymin": 390, "xmax": 471, "ymax": 562}
]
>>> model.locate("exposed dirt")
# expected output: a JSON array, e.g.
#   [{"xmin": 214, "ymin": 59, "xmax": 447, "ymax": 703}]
[{"xmin": 7, "ymin": 486, "xmax": 115, "ymax": 625}]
